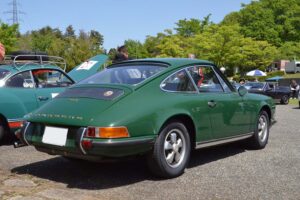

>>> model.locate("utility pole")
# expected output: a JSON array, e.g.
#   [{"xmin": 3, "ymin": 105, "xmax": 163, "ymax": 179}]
[{"xmin": 4, "ymin": 0, "xmax": 25, "ymax": 24}]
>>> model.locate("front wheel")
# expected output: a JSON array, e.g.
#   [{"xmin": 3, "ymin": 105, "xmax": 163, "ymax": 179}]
[
  {"xmin": 0, "ymin": 119, "xmax": 8, "ymax": 142},
  {"xmin": 248, "ymin": 110, "xmax": 270, "ymax": 149},
  {"xmin": 280, "ymin": 95, "xmax": 289, "ymax": 105},
  {"xmin": 147, "ymin": 122, "xmax": 191, "ymax": 178}
]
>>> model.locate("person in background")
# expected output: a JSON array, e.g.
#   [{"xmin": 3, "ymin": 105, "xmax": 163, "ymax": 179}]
[
  {"xmin": 290, "ymin": 79, "xmax": 299, "ymax": 99},
  {"xmin": 113, "ymin": 45, "xmax": 130, "ymax": 63},
  {"xmin": 239, "ymin": 78, "xmax": 246, "ymax": 85},
  {"xmin": 0, "ymin": 42, "xmax": 5, "ymax": 61}
]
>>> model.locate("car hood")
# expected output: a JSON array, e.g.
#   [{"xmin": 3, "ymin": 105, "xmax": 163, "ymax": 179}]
[
  {"xmin": 26, "ymin": 84, "xmax": 133, "ymax": 126},
  {"xmin": 67, "ymin": 54, "xmax": 108, "ymax": 82}
]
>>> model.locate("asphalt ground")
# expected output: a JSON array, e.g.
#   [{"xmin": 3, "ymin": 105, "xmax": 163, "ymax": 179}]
[{"xmin": 0, "ymin": 104, "xmax": 299, "ymax": 200}]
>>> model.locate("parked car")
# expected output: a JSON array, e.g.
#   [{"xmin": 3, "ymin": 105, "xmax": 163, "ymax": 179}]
[
  {"xmin": 17, "ymin": 58, "xmax": 275, "ymax": 178},
  {"xmin": 0, "ymin": 52, "xmax": 108, "ymax": 141},
  {"xmin": 245, "ymin": 82, "xmax": 290, "ymax": 104}
]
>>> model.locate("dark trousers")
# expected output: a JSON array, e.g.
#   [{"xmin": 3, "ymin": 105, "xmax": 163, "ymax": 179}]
[{"xmin": 291, "ymin": 90, "xmax": 299, "ymax": 98}]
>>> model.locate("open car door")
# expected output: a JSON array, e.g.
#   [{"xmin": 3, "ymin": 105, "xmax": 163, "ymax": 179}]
[{"xmin": 67, "ymin": 54, "xmax": 108, "ymax": 82}]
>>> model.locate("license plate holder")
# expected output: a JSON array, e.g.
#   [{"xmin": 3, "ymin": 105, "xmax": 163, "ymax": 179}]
[{"xmin": 42, "ymin": 126, "xmax": 68, "ymax": 146}]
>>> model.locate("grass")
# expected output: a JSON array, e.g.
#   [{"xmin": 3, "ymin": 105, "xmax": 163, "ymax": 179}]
[
  {"xmin": 289, "ymin": 98, "xmax": 299, "ymax": 105},
  {"xmin": 283, "ymin": 73, "xmax": 300, "ymax": 78}
]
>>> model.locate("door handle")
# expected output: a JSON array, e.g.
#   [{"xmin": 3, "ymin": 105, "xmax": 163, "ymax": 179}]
[
  {"xmin": 208, "ymin": 100, "xmax": 216, "ymax": 108},
  {"xmin": 38, "ymin": 96, "xmax": 49, "ymax": 101}
]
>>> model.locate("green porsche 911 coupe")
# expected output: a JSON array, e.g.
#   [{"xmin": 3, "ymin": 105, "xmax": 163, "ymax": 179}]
[{"xmin": 18, "ymin": 58, "xmax": 275, "ymax": 178}]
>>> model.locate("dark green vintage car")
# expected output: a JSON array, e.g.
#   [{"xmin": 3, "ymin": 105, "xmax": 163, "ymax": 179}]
[
  {"xmin": 0, "ymin": 53, "xmax": 108, "ymax": 141},
  {"xmin": 18, "ymin": 58, "xmax": 275, "ymax": 178}
]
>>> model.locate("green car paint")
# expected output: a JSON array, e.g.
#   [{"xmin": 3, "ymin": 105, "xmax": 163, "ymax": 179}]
[
  {"xmin": 19, "ymin": 58, "xmax": 275, "ymax": 177},
  {"xmin": 0, "ymin": 54, "xmax": 108, "ymax": 140}
]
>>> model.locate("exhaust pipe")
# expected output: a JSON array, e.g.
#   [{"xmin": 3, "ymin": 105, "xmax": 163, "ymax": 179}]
[{"xmin": 13, "ymin": 140, "xmax": 26, "ymax": 148}]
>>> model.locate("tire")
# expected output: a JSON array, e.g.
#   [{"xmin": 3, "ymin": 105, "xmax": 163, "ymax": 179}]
[
  {"xmin": 147, "ymin": 122, "xmax": 191, "ymax": 178},
  {"xmin": 0, "ymin": 119, "xmax": 8, "ymax": 142},
  {"xmin": 248, "ymin": 110, "xmax": 270, "ymax": 149},
  {"xmin": 280, "ymin": 95, "xmax": 289, "ymax": 105}
]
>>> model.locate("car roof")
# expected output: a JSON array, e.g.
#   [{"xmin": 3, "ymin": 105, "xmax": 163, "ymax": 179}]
[
  {"xmin": 109, "ymin": 58, "xmax": 214, "ymax": 70},
  {"xmin": 0, "ymin": 63, "xmax": 63, "ymax": 74}
]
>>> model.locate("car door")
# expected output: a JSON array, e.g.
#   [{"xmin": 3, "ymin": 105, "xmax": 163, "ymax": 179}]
[
  {"xmin": 3, "ymin": 70, "xmax": 38, "ymax": 119},
  {"xmin": 187, "ymin": 66, "xmax": 251, "ymax": 139},
  {"xmin": 161, "ymin": 68, "xmax": 213, "ymax": 142},
  {"xmin": 264, "ymin": 82, "xmax": 277, "ymax": 99},
  {"xmin": 32, "ymin": 69, "xmax": 74, "ymax": 107}
]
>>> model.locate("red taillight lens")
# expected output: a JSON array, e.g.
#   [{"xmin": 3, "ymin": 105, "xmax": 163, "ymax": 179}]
[
  {"xmin": 81, "ymin": 140, "xmax": 92, "ymax": 149},
  {"xmin": 86, "ymin": 127, "xmax": 96, "ymax": 137}
]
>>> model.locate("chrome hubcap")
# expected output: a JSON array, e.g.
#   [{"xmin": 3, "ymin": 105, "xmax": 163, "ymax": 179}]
[
  {"xmin": 258, "ymin": 115, "xmax": 268, "ymax": 142},
  {"xmin": 164, "ymin": 129, "xmax": 186, "ymax": 168}
]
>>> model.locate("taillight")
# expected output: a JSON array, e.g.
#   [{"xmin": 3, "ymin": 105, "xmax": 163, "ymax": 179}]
[
  {"xmin": 84, "ymin": 126, "xmax": 130, "ymax": 139},
  {"xmin": 86, "ymin": 127, "xmax": 97, "ymax": 137},
  {"xmin": 81, "ymin": 140, "xmax": 92, "ymax": 149}
]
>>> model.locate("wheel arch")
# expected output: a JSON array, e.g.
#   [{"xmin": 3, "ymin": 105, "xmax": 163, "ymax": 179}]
[
  {"xmin": 260, "ymin": 105, "xmax": 272, "ymax": 123},
  {"xmin": 158, "ymin": 114, "xmax": 196, "ymax": 149}
]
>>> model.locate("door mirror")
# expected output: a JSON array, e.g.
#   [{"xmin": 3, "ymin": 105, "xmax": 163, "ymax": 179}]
[{"xmin": 238, "ymin": 86, "xmax": 248, "ymax": 96}]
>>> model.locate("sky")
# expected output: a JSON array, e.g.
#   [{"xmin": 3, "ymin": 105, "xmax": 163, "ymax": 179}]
[{"xmin": 0, "ymin": 0, "xmax": 252, "ymax": 50}]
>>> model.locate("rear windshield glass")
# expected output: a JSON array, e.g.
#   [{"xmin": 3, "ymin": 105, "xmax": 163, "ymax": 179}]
[
  {"xmin": 79, "ymin": 65, "xmax": 166, "ymax": 85},
  {"xmin": 245, "ymin": 82, "xmax": 265, "ymax": 89},
  {"xmin": 0, "ymin": 69, "xmax": 10, "ymax": 80}
]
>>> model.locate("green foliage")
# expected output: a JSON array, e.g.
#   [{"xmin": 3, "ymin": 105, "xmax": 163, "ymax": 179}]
[
  {"xmin": 225, "ymin": 0, "xmax": 300, "ymax": 46},
  {"xmin": 0, "ymin": 22, "xmax": 19, "ymax": 53},
  {"xmin": 278, "ymin": 42, "xmax": 300, "ymax": 60},
  {"xmin": 124, "ymin": 39, "xmax": 148, "ymax": 59},
  {"xmin": 175, "ymin": 15, "xmax": 212, "ymax": 37},
  {"xmin": 16, "ymin": 26, "xmax": 104, "ymax": 71}
]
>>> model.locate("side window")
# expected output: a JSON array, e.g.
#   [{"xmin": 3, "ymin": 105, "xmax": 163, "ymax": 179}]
[
  {"xmin": 32, "ymin": 69, "xmax": 73, "ymax": 88},
  {"xmin": 161, "ymin": 69, "xmax": 196, "ymax": 92},
  {"xmin": 187, "ymin": 66, "xmax": 224, "ymax": 93},
  {"xmin": 6, "ymin": 71, "xmax": 34, "ymax": 88}
]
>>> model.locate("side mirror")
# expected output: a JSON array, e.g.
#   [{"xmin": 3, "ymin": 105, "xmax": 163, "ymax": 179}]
[{"xmin": 238, "ymin": 86, "xmax": 248, "ymax": 96}]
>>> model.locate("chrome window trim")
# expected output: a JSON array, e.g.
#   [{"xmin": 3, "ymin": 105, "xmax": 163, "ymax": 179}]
[
  {"xmin": 186, "ymin": 65, "xmax": 226, "ymax": 94},
  {"xmin": 160, "ymin": 68, "xmax": 198, "ymax": 94}
]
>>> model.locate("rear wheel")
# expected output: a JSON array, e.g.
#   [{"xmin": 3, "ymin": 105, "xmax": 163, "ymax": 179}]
[
  {"xmin": 280, "ymin": 95, "xmax": 289, "ymax": 105},
  {"xmin": 147, "ymin": 122, "xmax": 191, "ymax": 178},
  {"xmin": 248, "ymin": 110, "xmax": 269, "ymax": 149}
]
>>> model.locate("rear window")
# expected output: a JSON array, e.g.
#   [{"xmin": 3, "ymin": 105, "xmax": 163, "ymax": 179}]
[
  {"xmin": 0, "ymin": 69, "xmax": 10, "ymax": 80},
  {"xmin": 79, "ymin": 65, "xmax": 166, "ymax": 85},
  {"xmin": 245, "ymin": 82, "xmax": 265, "ymax": 89}
]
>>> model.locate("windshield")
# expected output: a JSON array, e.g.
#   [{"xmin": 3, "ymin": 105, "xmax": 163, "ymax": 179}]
[
  {"xmin": 245, "ymin": 82, "xmax": 265, "ymax": 89},
  {"xmin": 79, "ymin": 65, "xmax": 166, "ymax": 85},
  {"xmin": 0, "ymin": 69, "xmax": 10, "ymax": 80}
]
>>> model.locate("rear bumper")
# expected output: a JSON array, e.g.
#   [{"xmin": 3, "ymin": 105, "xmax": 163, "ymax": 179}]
[{"xmin": 20, "ymin": 122, "xmax": 156, "ymax": 158}]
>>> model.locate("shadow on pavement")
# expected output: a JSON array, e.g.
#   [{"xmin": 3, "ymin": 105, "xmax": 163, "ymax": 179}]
[{"xmin": 11, "ymin": 143, "xmax": 246, "ymax": 190}]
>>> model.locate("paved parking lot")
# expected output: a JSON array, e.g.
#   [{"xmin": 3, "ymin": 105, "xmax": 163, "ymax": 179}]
[{"xmin": 0, "ymin": 105, "xmax": 299, "ymax": 200}]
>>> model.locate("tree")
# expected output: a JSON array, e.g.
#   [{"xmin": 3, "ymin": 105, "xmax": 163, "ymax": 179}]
[
  {"xmin": 0, "ymin": 22, "xmax": 19, "ymax": 53},
  {"xmin": 65, "ymin": 25, "xmax": 75, "ymax": 38},
  {"xmin": 124, "ymin": 39, "xmax": 148, "ymax": 59},
  {"xmin": 224, "ymin": 0, "xmax": 300, "ymax": 46},
  {"xmin": 278, "ymin": 42, "xmax": 300, "ymax": 60},
  {"xmin": 17, "ymin": 26, "xmax": 104, "ymax": 71},
  {"xmin": 175, "ymin": 15, "xmax": 212, "ymax": 37}
]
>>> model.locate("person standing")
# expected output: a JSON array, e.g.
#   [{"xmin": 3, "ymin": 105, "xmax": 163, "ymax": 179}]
[
  {"xmin": 112, "ymin": 45, "xmax": 130, "ymax": 63},
  {"xmin": 290, "ymin": 79, "xmax": 300, "ymax": 99},
  {"xmin": 0, "ymin": 42, "xmax": 5, "ymax": 61}
]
